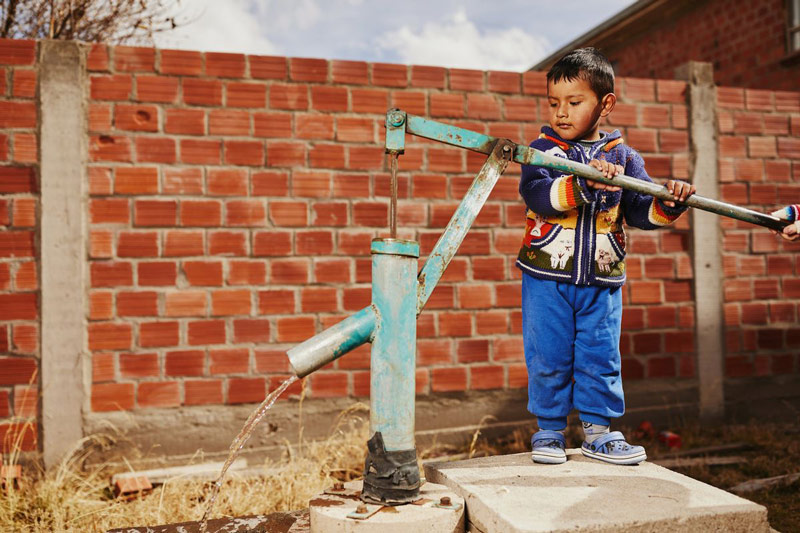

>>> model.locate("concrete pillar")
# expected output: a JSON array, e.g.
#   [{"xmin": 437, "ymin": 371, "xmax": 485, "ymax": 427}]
[
  {"xmin": 39, "ymin": 41, "xmax": 89, "ymax": 468},
  {"xmin": 679, "ymin": 61, "xmax": 725, "ymax": 422}
]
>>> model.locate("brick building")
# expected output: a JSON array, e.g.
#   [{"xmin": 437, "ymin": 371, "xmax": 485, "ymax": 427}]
[
  {"xmin": 532, "ymin": 0, "xmax": 800, "ymax": 91},
  {"xmin": 0, "ymin": 37, "xmax": 798, "ymax": 468}
]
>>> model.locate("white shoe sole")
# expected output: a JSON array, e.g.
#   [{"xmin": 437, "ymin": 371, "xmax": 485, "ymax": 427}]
[
  {"xmin": 531, "ymin": 450, "xmax": 567, "ymax": 464},
  {"xmin": 581, "ymin": 447, "xmax": 646, "ymax": 465}
]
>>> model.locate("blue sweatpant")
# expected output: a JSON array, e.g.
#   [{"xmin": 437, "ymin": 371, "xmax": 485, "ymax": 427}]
[{"xmin": 522, "ymin": 274, "xmax": 624, "ymax": 431}]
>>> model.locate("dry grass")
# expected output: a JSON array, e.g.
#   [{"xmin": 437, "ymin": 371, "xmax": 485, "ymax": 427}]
[{"xmin": 0, "ymin": 403, "xmax": 371, "ymax": 532}]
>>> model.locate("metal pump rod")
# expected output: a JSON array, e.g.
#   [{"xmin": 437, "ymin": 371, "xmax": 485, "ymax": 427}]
[{"xmin": 402, "ymin": 113, "xmax": 790, "ymax": 232}]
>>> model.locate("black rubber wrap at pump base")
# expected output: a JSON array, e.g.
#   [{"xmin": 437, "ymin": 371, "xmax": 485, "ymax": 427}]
[{"xmin": 360, "ymin": 431, "xmax": 421, "ymax": 505}]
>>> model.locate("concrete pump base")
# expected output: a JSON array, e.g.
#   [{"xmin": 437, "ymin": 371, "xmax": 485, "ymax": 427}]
[
  {"xmin": 424, "ymin": 450, "xmax": 769, "ymax": 533},
  {"xmin": 107, "ymin": 450, "xmax": 771, "ymax": 533},
  {"xmin": 309, "ymin": 480, "xmax": 464, "ymax": 533}
]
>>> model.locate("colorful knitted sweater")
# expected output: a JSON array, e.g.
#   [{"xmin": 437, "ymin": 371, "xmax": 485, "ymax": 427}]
[{"xmin": 516, "ymin": 126, "xmax": 688, "ymax": 287}]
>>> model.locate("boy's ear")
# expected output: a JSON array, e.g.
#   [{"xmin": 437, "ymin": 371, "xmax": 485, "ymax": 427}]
[{"xmin": 599, "ymin": 93, "xmax": 616, "ymax": 117}]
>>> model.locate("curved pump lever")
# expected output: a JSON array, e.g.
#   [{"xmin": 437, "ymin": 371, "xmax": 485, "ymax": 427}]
[{"xmin": 287, "ymin": 131, "xmax": 514, "ymax": 378}]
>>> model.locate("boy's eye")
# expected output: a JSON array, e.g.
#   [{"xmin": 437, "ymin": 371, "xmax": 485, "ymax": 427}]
[{"xmin": 570, "ymin": 101, "xmax": 581, "ymax": 106}]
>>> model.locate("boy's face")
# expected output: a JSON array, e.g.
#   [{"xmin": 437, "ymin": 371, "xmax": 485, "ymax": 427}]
[{"xmin": 547, "ymin": 77, "xmax": 614, "ymax": 141}]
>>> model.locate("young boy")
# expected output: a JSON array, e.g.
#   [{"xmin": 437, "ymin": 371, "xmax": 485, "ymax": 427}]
[{"xmin": 518, "ymin": 47, "xmax": 696, "ymax": 465}]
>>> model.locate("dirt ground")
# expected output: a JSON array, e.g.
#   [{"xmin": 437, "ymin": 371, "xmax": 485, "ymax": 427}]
[
  {"xmin": 645, "ymin": 421, "xmax": 800, "ymax": 533},
  {"xmin": 459, "ymin": 419, "xmax": 800, "ymax": 533}
]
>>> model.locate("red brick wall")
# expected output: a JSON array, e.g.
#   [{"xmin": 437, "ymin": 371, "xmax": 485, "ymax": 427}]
[
  {"xmin": 82, "ymin": 43, "xmax": 699, "ymax": 411},
  {"xmin": 611, "ymin": 78, "xmax": 695, "ymax": 381},
  {"xmin": 0, "ymin": 39, "xmax": 39, "ymax": 452},
  {"xmin": 717, "ymin": 87, "xmax": 800, "ymax": 376},
  {"xmin": 606, "ymin": 0, "xmax": 799, "ymax": 91},
  {"xmin": 0, "ymin": 37, "xmax": 798, "ymax": 450}
]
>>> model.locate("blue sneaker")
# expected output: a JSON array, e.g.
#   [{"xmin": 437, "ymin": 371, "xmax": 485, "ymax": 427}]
[
  {"xmin": 531, "ymin": 430, "xmax": 567, "ymax": 464},
  {"xmin": 581, "ymin": 431, "xmax": 646, "ymax": 465}
]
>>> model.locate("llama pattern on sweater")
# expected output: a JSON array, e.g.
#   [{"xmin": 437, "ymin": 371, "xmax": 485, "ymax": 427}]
[
  {"xmin": 541, "ymin": 228, "xmax": 575, "ymax": 269},
  {"xmin": 595, "ymin": 235, "xmax": 621, "ymax": 273}
]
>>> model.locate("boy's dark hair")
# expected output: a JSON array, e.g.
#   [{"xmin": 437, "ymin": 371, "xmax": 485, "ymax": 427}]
[{"xmin": 547, "ymin": 47, "xmax": 614, "ymax": 99}]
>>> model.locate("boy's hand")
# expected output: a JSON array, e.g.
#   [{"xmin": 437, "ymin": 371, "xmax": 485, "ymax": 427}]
[
  {"xmin": 587, "ymin": 159, "xmax": 622, "ymax": 191},
  {"xmin": 663, "ymin": 180, "xmax": 696, "ymax": 207}
]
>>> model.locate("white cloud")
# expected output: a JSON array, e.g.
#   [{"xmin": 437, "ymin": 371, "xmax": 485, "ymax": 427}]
[
  {"xmin": 258, "ymin": 0, "xmax": 322, "ymax": 32},
  {"xmin": 375, "ymin": 9, "xmax": 549, "ymax": 71},
  {"xmin": 155, "ymin": 0, "xmax": 279, "ymax": 55}
]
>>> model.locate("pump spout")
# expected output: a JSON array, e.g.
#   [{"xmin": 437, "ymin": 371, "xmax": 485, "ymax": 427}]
[{"xmin": 286, "ymin": 305, "xmax": 377, "ymax": 378}]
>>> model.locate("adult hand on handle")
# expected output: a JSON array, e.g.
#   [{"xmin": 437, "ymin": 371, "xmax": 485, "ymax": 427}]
[{"xmin": 770, "ymin": 205, "xmax": 800, "ymax": 242}]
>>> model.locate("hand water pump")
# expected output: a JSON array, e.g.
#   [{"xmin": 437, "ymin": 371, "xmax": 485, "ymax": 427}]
[{"xmin": 286, "ymin": 108, "xmax": 789, "ymax": 505}]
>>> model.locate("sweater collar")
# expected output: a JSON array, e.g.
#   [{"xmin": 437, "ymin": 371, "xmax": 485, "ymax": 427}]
[{"xmin": 540, "ymin": 126, "xmax": 622, "ymax": 151}]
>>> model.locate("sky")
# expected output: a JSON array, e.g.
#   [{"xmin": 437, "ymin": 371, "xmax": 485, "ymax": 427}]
[{"xmin": 155, "ymin": 0, "xmax": 638, "ymax": 72}]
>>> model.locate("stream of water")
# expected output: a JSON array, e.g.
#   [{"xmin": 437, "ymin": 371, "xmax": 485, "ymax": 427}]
[{"xmin": 198, "ymin": 375, "xmax": 299, "ymax": 533}]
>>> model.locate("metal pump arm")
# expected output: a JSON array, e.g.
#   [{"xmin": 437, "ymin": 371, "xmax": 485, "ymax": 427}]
[
  {"xmin": 288, "ymin": 114, "xmax": 515, "ymax": 378},
  {"xmin": 387, "ymin": 110, "xmax": 789, "ymax": 232}
]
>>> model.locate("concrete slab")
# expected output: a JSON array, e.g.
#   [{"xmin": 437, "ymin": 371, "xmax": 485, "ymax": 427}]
[
  {"xmin": 424, "ymin": 450, "xmax": 769, "ymax": 533},
  {"xmin": 106, "ymin": 510, "xmax": 309, "ymax": 533}
]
